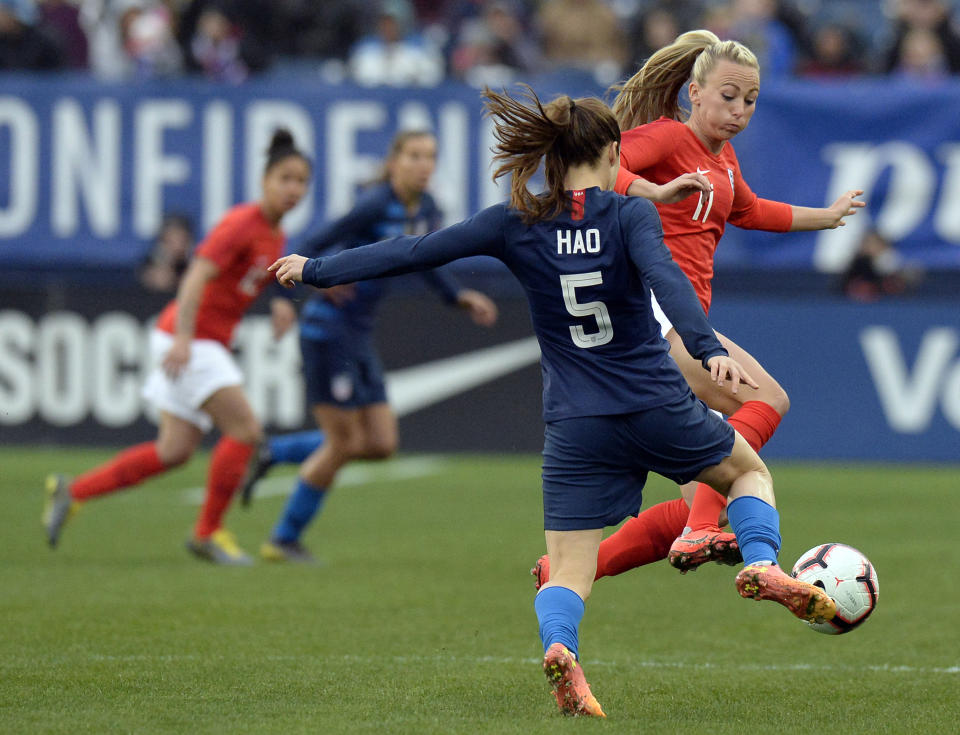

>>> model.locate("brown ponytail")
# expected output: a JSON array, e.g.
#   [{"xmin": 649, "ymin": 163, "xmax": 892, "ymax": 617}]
[
  {"xmin": 482, "ymin": 86, "xmax": 620, "ymax": 224},
  {"xmin": 611, "ymin": 29, "xmax": 759, "ymax": 130}
]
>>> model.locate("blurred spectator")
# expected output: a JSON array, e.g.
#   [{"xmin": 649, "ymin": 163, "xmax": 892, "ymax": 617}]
[
  {"xmin": 628, "ymin": 3, "xmax": 681, "ymax": 65},
  {"xmin": 883, "ymin": 0, "xmax": 960, "ymax": 73},
  {"xmin": 273, "ymin": 0, "xmax": 365, "ymax": 61},
  {"xmin": 188, "ymin": 6, "xmax": 246, "ymax": 82},
  {"xmin": 348, "ymin": 0, "xmax": 444, "ymax": 87},
  {"xmin": 798, "ymin": 22, "xmax": 867, "ymax": 77},
  {"xmin": 0, "ymin": 0, "xmax": 65, "ymax": 70},
  {"xmin": 138, "ymin": 214, "xmax": 195, "ymax": 293},
  {"xmin": 449, "ymin": 0, "xmax": 539, "ymax": 87},
  {"xmin": 122, "ymin": 1, "xmax": 182, "ymax": 77},
  {"xmin": 841, "ymin": 229, "xmax": 924, "ymax": 301},
  {"xmin": 536, "ymin": 0, "xmax": 627, "ymax": 86},
  {"xmin": 727, "ymin": 0, "xmax": 799, "ymax": 76},
  {"xmin": 892, "ymin": 26, "xmax": 950, "ymax": 79},
  {"xmin": 80, "ymin": 0, "xmax": 181, "ymax": 79},
  {"xmin": 177, "ymin": 0, "xmax": 273, "ymax": 78},
  {"xmin": 38, "ymin": 0, "xmax": 88, "ymax": 68}
]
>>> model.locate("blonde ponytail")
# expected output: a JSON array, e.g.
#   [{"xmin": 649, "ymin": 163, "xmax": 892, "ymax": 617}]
[{"xmin": 611, "ymin": 30, "xmax": 759, "ymax": 130}]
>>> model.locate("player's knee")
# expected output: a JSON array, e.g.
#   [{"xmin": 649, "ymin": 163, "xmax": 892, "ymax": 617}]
[
  {"xmin": 158, "ymin": 443, "xmax": 195, "ymax": 467},
  {"xmin": 768, "ymin": 387, "xmax": 790, "ymax": 417},
  {"xmin": 230, "ymin": 425, "xmax": 263, "ymax": 447},
  {"xmin": 364, "ymin": 435, "xmax": 397, "ymax": 460},
  {"xmin": 328, "ymin": 431, "xmax": 365, "ymax": 461}
]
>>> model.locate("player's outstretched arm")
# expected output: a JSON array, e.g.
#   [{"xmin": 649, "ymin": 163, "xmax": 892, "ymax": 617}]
[
  {"xmin": 271, "ymin": 205, "xmax": 506, "ymax": 290},
  {"xmin": 789, "ymin": 189, "xmax": 865, "ymax": 231},
  {"xmin": 625, "ymin": 171, "xmax": 712, "ymax": 204}
]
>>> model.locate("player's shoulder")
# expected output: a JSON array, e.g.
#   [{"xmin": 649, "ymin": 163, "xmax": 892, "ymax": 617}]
[
  {"xmin": 205, "ymin": 202, "xmax": 263, "ymax": 242},
  {"xmin": 420, "ymin": 190, "xmax": 439, "ymax": 210},
  {"xmin": 605, "ymin": 189, "xmax": 658, "ymax": 220},
  {"xmin": 219, "ymin": 202, "xmax": 261, "ymax": 225},
  {"xmin": 623, "ymin": 116, "xmax": 683, "ymax": 142},
  {"xmin": 719, "ymin": 140, "xmax": 741, "ymax": 166},
  {"xmin": 354, "ymin": 181, "xmax": 393, "ymax": 210}
]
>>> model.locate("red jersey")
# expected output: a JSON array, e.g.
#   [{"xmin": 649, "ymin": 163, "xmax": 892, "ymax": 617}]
[
  {"xmin": 156, "ymin": 203, "xmax": 285, "ymax": 346},
  {"xmin": 615, "ymin": 117, "xmax": 792, "ymax": 313}
]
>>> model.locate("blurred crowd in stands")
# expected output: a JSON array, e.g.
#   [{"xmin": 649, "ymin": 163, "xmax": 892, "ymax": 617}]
[{"xmin": 2, "ymin": 0, "xmax": 960, "ymax": 85}]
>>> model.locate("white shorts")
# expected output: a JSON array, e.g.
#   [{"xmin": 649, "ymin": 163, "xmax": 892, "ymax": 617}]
[
  {"xmin": 650, "ymin": 290, "xmax": 673, "ymax": 337},
  {"xmin": 141, "ymin": 330, "xmax": 243, "ymax": 432}
]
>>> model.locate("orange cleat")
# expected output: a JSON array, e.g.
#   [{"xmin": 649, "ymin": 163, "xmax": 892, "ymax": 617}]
[
  {"xmin": 667, "ymin": 529, "xmax": 742, "ymax": 573},
  {"xmin": 735, "ymin": 563, "xmax": 837, "ymax": 623},
  {"xmin": 542, "ymin": 643, "xmax": 606, "ymax": 718},
  {"xmin": 531, "ymin": 554, "xmax": 550, "ymax": 591}
]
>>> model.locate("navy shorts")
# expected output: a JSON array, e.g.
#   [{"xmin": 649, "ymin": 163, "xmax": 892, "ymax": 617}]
[
  {"xmin": 541, "ymin": 392, "xmax": 736, "ymax": 531},
  {"xmin": 300, "ymin": 333, "xmax": 388, "ymax": 408}
]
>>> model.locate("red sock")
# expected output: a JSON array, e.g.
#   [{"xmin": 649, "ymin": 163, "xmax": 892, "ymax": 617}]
[
  {"xmin": 595, "ymin": 498, "xmax": 689, "ymax": 579},
  {"xmin": 686, "ymin": 400, "xmax": 784, "ymax": 532},
  {"xmin": 71, "ymin": 442, "xmax": 167, "ymax": 501},
  {"xmin": 193, "ymin": 437, "xmax": 255, "ymax": 539},
  {"xmin": 727, "ymin": 400, "xmax": 782, "ymax": 452}
]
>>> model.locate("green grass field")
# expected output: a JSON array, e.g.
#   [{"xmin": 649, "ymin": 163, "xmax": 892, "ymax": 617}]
[{"xmin": 2, "ymin": 447, "xmax": 958, "ymax": 734}]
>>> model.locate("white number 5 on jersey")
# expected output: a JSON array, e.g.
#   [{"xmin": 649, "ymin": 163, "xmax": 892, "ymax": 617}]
[{"xmin": 560, "ymin": 272, "xmax": 613, "ymax": 348}]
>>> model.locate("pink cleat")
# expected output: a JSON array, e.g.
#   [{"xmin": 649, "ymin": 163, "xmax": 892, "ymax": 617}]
[
  {"xmin": 668, "ymin": 529, "xmax": 742, "ymax": 573},
  {"xmin": 542, "ymin": 643, "xmax": 606, "ymax": 718},
  {"xmin": 735, "ymin": 563, "xmax": 837, "ymax": 623}
]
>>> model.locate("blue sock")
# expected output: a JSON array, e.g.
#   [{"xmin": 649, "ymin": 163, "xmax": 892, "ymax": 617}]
[
  {"xmin": 534, "ymin": 586, "xmax": 584, "ymax": 658},
  {"xmin": 727, "ymin": 496, "xmax": 782, "ymax": 566},
  {"xmin": 268, "ymin": 431, "xmax": 325, "ymax": 465},
  {"xmin": 272, "ymin": 478, "xmax": 327, "ymax": 543}
]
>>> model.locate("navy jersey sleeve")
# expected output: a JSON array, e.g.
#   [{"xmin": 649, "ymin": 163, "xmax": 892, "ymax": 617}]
[
  {"xmin": 620, "ymin": 199, "xmax": 727, "ymax": 368},
  {"xmin": 416, "ymin": 196, "xmax": 462, "ymax": 304},
  {"xmin": 298, "ymin": 189, "xmax": 385, "ymax": 258},
  {"xmin": 301, "ymin": 205, "xmax": 507, "ymax": 288}
]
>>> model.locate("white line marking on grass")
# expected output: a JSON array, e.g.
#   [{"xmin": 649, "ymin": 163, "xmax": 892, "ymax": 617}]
[
  {"xmin": 335, "ymin": 655, "xmax": 960, "ymax": 676},
  {"xmin": 181, "ymin": 455, "xmax": 449, "ymax": 504},
  {"xmin": 85, "ymin": 653, "xmax": 960, "ymax": 676}
]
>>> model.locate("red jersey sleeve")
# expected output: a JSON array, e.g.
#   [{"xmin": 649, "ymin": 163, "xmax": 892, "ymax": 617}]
[
  {"xmin": 615, "ymin": 121, "xmax": 674, "ymax": 195},
  {"xmin": 615, "ymin": 166, "xmax": 640, "ymax": 195},
  {"xmin": 195, "ymin": 208, "xmax": 251, "ymax": 271},
  {"xmin": 726, "ymin": 154, "xmax": 793, "ymax": 232}
]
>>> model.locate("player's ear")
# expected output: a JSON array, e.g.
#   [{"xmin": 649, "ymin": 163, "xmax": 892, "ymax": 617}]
[
  {"xmin": 608, "ymin": 141, "xmax": 619, "ymax": 166},
  {"xmin": 688, "ymin": 81, "xmax": 701, "ymax": 106}
]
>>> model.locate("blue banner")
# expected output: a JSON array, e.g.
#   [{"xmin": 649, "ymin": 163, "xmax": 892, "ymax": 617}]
[
  {"xmin": 710, "ymin": 298, "xmax": 960, "ymax": 461},
  {"xmin": 2, "ymin": 75, "xmax": 960, "ymax": 273},
  {"xmin": 727, "ymin": 79, "xmax": 960, "ymax": 273}
]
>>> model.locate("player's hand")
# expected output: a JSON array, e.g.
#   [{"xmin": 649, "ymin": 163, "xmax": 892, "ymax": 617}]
[
  {"xmin": 656, "ymin": 171, "xmax": 712, "ymax": 204},
  {"xmin": 269, "ymin": 254, "xmax": 308, "ymax": 287},
  {"xmin": 706, "ymin": 355, "xmax": 759, "ymax": 394},
  {"xmin": 824, "ymin": 189, "xmax": 865, "ymax": 228},
  {"xmin": 162, "ymin": 336, "xmax": 191, "ymax": 379},
  {"xmin": 269, "ymin": 297, "xmax": 297, "ymax": 340},
  {"xmin": 322, "ymin": 283, "xmax": 357, "ymax": 307},
  {"xmin": 457, "ymin": 289, "xmax": 498, "ymax": 327}
]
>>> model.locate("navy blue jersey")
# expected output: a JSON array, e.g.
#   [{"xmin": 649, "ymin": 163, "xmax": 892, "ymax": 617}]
[
  {"xmin": 301, "ymin": 188, "xmax": 727, "ymax": 421},
  {"xmin": 296, "ymin": 181, "xmax": 460, "ymax": 339}
]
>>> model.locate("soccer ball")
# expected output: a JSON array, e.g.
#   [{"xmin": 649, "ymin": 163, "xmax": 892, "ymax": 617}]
[{"xmin": 790, "ymin": 543, "xmax": 879, "ymax": 635}]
